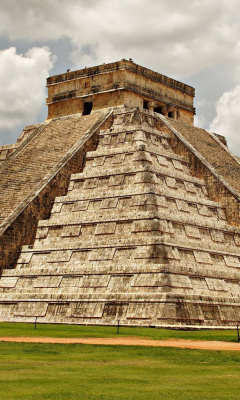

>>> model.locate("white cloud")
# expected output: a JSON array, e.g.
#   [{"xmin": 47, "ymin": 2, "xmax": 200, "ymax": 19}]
[
  {"xmin": 0, "ymin": 47, "xmax": 55, "ymax": 140},
  {"xmin": 0, "ymin": 0, "xmax": 240, "ymax": 78},
  {"xmin": 210, "ymin": 85, "xmax": 240, "ymax": 154},
  {"xmin": 60, "ymin": 0, "xmax": 240, "ymax": 79},
  {"xmin": 0, "ymin": 0, "xmax": 240, "ymax": 149}
]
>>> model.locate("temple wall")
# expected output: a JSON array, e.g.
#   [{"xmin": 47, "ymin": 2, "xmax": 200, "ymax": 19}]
[
  {"xmin": 46, "ymin": 60, "xmax": 195, "ymax": 121},
  {"xmin": 47, "ymin": 89, "xmax": 194, "ymax": 125}
]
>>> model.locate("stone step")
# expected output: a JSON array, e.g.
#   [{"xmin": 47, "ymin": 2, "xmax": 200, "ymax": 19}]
[
  {"xmin": 54, "ymin": 187, "xmax": 225, "ymax": 210},
  {"xmin": 0, "ymin": 111, "xmax": 104, "ymax": 223},
  {"xmin": 70, "ymin": 164, "xmax": 205, "ymax": 186},
  {"xmin": 3, "ymin": 261, "xmax": 240, "ymax": 281},
  {"xmin": 38, "ymin": 209, "xmax": 231, "ymax": 232}
]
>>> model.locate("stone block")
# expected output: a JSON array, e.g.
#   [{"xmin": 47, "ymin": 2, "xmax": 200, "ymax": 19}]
[
  {"xmin": 60, "ymin": 276, "xmax": 83, "ymax": 288},
  {"xmin": 70, "ymin": 302, "xmax": 104, "ymax": 318},
  {"xmin": 14, "ymin": 302, "xmax": 48, "ymax": 317},
  {"xmin": 224, "ymin": 256, "xmax": 240, "ymax": 268},
  {"xmin": 108, "ymin": 274, "xmax": 133, "ymax": 292},
  {"xmin": 0, "ymin": 277, "xmax": 18, "ymax": 288},
  {"xmin": 89, "ymin": 248, "xmax": 115, "ymax": 261},
  {"xmin": 172, "ymin": 159, "xmax": 183, "ymax": 170},
  {"xmin": 127, "ymin": 303, "xmax": 158, "ymax": 319},
  {"xmin": 165, "ymin": 177, "xmax": 176, "ymax": 188},
  {"xmin": 61, "ymin": 225, "xmax": 81, "ymax": 237},
  {"xmin": 33, "ymin": 276, "xmax": 62, "ymax": 288},
  {"xmin": 194, "ymin": 251, "xmax": 213, "ymax": 264},
  {"xmin": 184, "ymin": 182, "xmax": 196, "ymax": 193},
  {"xmin": 108, "ymin": 175, "xmax": 124, "ymax": 186},
  {"xmin": 82, "ymin": 274, "xmax": 110, "ymax": 288},
  {"xmin": 185, "ymin": 225, "xmax": 201, "ymax": 238},
  {"xmin": 17, "ymin": 252, "xmax": 33, "ymax": 264},
  {"xmin": 157, "ymin": 155, "xmax": 169, "ymax": 167},
  {"xmin": 176, "ymin": 200, "xmax": 189, "ymax": 213},
  {"xmin": 92, "ymin": 157, "xmax": 105, "ymax": 167},
  {"xmin": 100, "ymin": 198, "xmax": 118, "ymax": 209},
  {"xmin": 49, "ymin": 250, "xmax": 72, "ymax": 263},
  {"xmin": 210, "ymin": 230, "xmax": 225, "ymax": 243},
  {"xmin": 95, "ymin": 222, "xmax": 117, "ymax": 235}
]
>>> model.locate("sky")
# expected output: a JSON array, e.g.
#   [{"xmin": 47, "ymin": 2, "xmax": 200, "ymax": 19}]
[{"xmin": 0, "ymin": 0, "xmax": 240, "ymax": 154}]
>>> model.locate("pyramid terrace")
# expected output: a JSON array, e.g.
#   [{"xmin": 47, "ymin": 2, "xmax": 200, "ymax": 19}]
[{"xmin": 0, "ymin": 60, "xmax": 240, "ymax": 328}]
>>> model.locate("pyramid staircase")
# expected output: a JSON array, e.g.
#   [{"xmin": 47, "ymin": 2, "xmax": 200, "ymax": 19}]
[
  {"xmin": 0, "ymin": 106, "xmax": 240, "ymax": 327},
  {"xmin": 0, "ymin": 109, "xmax": 111, "ymax": 270}
]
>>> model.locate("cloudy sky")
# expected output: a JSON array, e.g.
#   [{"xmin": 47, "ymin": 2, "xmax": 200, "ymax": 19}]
[{"xmin": 0, "ymin": 0, "xmax": 240, "ymax": 154}]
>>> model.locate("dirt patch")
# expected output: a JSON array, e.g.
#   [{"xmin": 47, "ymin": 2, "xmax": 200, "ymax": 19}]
[{"xmin": 0, "ymin": 336, "xmax": 240, "ymax": 351}]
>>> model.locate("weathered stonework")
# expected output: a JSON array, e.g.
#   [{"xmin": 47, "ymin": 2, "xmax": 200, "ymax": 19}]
[
  {"xmin": 0, "ymin": 61, "xmax": 240, "ymax": 328},
  {"xmin": 46, "ymin": 60, "xmax": 195, "ymax": 125}
]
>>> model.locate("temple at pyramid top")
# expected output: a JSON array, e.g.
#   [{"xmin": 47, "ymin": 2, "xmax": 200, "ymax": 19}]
[{"xmin": 46, "ymin": 59, "xmax": 195, "ymax": 124}]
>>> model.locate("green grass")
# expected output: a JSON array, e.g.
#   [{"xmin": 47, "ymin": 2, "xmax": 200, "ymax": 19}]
[
  {"xmin": 1, "ymin": 342, "xmax": 240, "ymax": 400},
  {"xmin": 0, "ymin": 322, "xmax": 240, "ymax": 342}
]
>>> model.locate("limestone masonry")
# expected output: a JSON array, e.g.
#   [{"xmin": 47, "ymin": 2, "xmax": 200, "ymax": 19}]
[{"xmin": 0, "ymin": 59, "xmax": 240, "ymax": 328}]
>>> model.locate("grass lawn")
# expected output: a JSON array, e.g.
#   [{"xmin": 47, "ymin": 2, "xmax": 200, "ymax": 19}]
[
  {"xmin": 0, "ymin": 322, "xmax": 240, "ymax": 342},
  {"xmin": 1, "ymin": 342, "xmax": 240, "ymax": 400}
]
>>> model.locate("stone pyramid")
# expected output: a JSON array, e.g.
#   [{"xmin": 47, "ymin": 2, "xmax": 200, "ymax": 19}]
[{"xmin": 0, "ymin": 60, "xmax": 240, "ymax": 328}]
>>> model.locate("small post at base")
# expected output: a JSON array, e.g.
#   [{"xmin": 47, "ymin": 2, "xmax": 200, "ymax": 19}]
[
  {"xmin": 34, "ymin": 317, "xmax": 37, "ymax": 330},
  {"xmin": 237, "ymin": 325, "xmax": 240, "ymax": 342},
  {"xmin": 117, "ymin": 320, "xmax": 120, "ymax": 334}
]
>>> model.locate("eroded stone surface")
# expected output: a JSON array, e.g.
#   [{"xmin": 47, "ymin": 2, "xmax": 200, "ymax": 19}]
[
  {"xmin": 0, "ymin": 109, "xmax": 111, "ymax": 271},
  {"xmin": 0, "ymin": 106, "xmax": 240, "ymax": 327},
  {"xmin": 46, "ymin": 59, "xmax": 195, "ymax": 124},
  {"xmin": 0, "ymin": 60, "xmax": 240, "ymax": 328}
]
